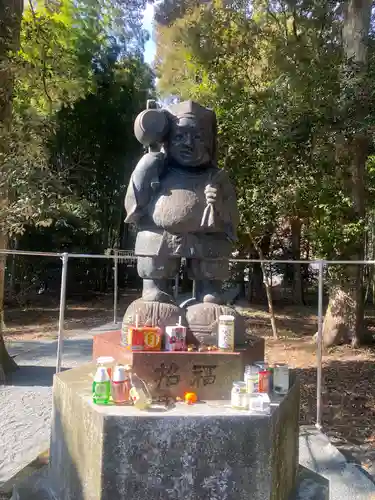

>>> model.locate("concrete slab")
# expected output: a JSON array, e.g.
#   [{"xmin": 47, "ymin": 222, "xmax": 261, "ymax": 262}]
[
  {"xmin": 299, "ymin": 427, "xmax": 375, "ymax": 499},
  {"xmin": 294, "ymin": 465, "xmax": 329, "ymax": 499},
  {"xmin": 6, "ymin": 427, "xmax": 375, "ymax": 500},
  {"xmin": 46, "ymin": 364, "xmax": 300, "ymax": 500}
]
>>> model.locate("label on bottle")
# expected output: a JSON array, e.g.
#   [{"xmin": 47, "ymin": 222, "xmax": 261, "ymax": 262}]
[
  {"xmin": 218, "ymin": 322, "xmax": 234, "ymax": 350},
  {"xmin": 94, "ymin": 382, "xmax": 109, "ymax": 396}
]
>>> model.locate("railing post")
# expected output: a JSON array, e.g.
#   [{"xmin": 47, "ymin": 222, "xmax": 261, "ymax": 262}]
[
  {"xmin": 316, "ymin": 260, "xmax": 324, "ymax": 430},
  {"xmin": 192, "ymin": 280, "xmax": 196, "ymax": 299},
  {"xmin": 56, "ymin": 252, "xmax": 69, "ymax": 373},
  {"xmin": 174, "ymin": 274, "xmax": 179, "ymax": 301},
  {"xmin": 113, "ymin": 248, "xmax": 119, "ymax": 324}
]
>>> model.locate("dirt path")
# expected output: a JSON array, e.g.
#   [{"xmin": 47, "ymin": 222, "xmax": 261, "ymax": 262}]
[{"xmin": 3, "ymin": 292, "xmax": 138, "ymax": 342}]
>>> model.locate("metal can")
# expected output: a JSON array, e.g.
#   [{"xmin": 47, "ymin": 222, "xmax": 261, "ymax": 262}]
[
  {"xmin": 231, "ymin": 381, "xmax": 248, "ymax": 409},
  {"xmin": 218, "ymin": 315, "xmax": 235, "ymax": 351},
  {"xmin": 165, "ymin": 325, "xmax": 186, "ymax": 351},
  {"xmin": 258, "ymin": 370, "xmax": 270, "ymax": 393},
  {"xmin": 273, "ymin": 363, "xmax": 289, "ymax": 395},
  {"xmin": 244, "ymin": 365, "xmax": 259, "ymax": 394}
]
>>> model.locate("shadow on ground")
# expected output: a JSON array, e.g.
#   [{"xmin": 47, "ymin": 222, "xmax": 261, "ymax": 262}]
[
  {"xmin": 297, "ymin": 359, "xmax": 375, "ymax": 444},
  {"xmin": 5, "ymin": 292, "xmax": 139, "ymax": 330},
  {"xmin": 6, "ymin": 367, "xmax": 70, "ymax": 388},
  {"xmin": 8, "ymin": 338, "xmax": 93, "ymax": 365}
]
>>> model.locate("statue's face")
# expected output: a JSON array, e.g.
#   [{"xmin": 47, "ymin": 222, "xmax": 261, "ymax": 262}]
[{"xmin": 169, "ymin": 117, "xmax": 210, "ymax": 167}]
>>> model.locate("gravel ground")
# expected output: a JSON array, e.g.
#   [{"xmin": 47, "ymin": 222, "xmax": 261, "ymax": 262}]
[{"xmin": 0, "ymin": 335, "xmax": 94, "ymax": 486}]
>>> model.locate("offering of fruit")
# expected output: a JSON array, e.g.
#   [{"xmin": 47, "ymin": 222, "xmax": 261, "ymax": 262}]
[{"xmin": 184, "ymin": 392, "xmax": 198, "ymax": 405}]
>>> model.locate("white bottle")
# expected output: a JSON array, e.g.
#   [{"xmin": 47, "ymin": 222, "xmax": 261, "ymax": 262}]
[{"xmin": 218, "ymin": 315, "xmax": 235, "ymax": 351}]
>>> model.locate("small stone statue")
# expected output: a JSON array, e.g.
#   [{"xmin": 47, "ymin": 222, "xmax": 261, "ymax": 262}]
[{"xmin": 125, "ymin": 99, "xmax": 239, "ymax": 305}]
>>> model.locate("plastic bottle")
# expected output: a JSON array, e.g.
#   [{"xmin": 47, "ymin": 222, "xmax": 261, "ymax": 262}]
[
  {"xmin": 248, "ymin": 393, "xmax": 271, "ymax": 414},
  {"xmin": 111, "ymin": 365, "xmax": 131, "ymax": 404},
  {"xmin": 129, "ymin": 373, "xmax": 152, "ymax": 410},
  {"xmin": 92, "ymin": 365, "xmax": 110, "ymax": 404}
]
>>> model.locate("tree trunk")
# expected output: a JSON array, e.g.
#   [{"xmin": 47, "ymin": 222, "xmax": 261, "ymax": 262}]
[
  {"xmin": 0, "ymin": 234, "xmax": 17, "ymax": 381},
  {"xmin": 0, "ymin": 0, "xmax": 23, "ymax": 377},
  {"xmin": 254, "ymin": 244, "xmax": 278, "ymax": 339},
  {"xmin": 290, "ymin": 217, "xmax": 303, "ymax": 305},
  {"xmin": 323, "ymin": 0, "xmax": 372, "ymax": 348}
]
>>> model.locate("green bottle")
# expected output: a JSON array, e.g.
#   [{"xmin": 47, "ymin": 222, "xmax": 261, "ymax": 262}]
[{"xmin": 92, "ymin": 365, "xmax": 110, "ymax": 404}]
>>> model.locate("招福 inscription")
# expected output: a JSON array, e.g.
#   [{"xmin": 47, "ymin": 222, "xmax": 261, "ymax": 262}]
[
  {"xmin": 190, "ymin": 365, "xmax": 217, "ymax": 388},
  {"xmin": 154, "ymin": 362, "xmax": 180, "ymax": 389}
]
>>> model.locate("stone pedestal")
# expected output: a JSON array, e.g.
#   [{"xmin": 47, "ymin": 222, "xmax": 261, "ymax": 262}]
[
  {"xmin": 93, "ymin": 330, "xmax": 265, "ymax": 400},
  {"xmin": 38, "ymin": 364, "xmax": 299, "ymax": 500}
]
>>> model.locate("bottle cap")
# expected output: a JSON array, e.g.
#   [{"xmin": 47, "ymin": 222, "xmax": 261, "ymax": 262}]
[
  {"xmin": 219, "ymin": 315, "xmax": 235, "ymax": 321},
  {"xmin": 94, "ymin": 366, "xmax": 110, "ymax": 383},
  {"xmin": 112, "ymin": 365, "xmax": 128, "ymax": 383}
]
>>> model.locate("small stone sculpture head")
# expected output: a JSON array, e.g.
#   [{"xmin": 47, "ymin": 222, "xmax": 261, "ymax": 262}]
[
  {"xmin": 133, "ymin": 100, "xmax": 217, "ymax": 167},
  {"xmin": 167, "ymin": 100, "xmax": 217, "ymax": 167}
]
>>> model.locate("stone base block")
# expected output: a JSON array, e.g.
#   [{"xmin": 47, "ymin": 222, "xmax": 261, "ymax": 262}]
[
  {"xmin": 93, "ymin": 330, "xmax": 265, "ymax": 400},
  {"xmin": 45, "ymin": 364, "xmax": 299, "ymax": 500}
]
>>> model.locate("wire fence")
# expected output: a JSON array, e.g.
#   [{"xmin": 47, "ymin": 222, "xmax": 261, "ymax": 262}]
[{"xmin": 2, "ymin": 248, "xmax": 374, "ymax": 432}]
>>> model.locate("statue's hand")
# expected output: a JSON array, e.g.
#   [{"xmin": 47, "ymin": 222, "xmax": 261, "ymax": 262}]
[{"xmin": 204, "ymin": 184, "xmax": 217, "ymax": 205}]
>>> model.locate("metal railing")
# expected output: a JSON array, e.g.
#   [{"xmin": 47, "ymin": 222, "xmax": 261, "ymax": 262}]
[{"xmin": 1, "ymin": 248, "xmax": 373, "ymax": 431}]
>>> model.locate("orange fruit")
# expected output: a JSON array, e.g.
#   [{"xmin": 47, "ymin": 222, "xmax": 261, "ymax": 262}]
[{"xmin": 184, "ymin": 392, "xmax": 198, "ymax": 404}]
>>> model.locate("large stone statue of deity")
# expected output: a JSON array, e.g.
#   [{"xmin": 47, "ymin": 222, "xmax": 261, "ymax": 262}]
[{"xmin": 122, "ymin": 100, "xmax": 245, "ymax": 346}]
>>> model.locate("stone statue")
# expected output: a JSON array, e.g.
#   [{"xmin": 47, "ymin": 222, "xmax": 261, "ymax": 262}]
[
  {"xmin": 122, "ymin": 100, "xmax": 246, "ymax": 346},
  {"xmin": 125, "ymin": 100, "xmax": 239, "ymax": 305}
]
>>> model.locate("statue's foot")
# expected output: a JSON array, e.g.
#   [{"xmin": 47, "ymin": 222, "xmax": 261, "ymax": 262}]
[{"xmin": 142, "ymin": 279, "xmax": 175, "ymax": 304}]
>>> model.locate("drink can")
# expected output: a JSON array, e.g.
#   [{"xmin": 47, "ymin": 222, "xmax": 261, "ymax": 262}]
[
  {"xmin": 165, "ymin": 325, "xmax": 186, "ymax": 351},
  {"xmin": 273, "ymin": 363, "xmax": 289, "ymax": 395},
  {"xmin": 258, "ymin": 370, "xmax": 270, "ymax": 393},
  {"xmin": 218, "ymin": 315, "xmax": 235, "ymax": 351}
]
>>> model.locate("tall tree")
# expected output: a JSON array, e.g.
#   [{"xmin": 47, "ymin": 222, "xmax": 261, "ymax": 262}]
[
  {"xmin": 0, "ymin": 0, "xmax": 151, "ymax": 377},
  {"xmin": 0, "ymin": 0, "xmax": 23, "ymax": 377},
  {"xmin": 322, "ymin": 0, "xmax": 373, "ymax": 347}
]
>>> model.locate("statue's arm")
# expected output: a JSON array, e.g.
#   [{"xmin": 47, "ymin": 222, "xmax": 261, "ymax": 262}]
[{"xmin": 124, "ymin": 152, "xmax": 165, "ymax": 224}]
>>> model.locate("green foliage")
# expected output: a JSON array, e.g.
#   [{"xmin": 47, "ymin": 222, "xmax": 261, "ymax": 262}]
[
  {"xmin": 1, "ymin": 0, "xmax": 153, "ymax": 239},
  {"xmin": 155, "ymin": 0, "xmax": 375, "ymax": 262}
]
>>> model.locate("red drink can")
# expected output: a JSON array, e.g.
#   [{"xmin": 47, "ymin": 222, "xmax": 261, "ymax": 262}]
[{"xmin": 258, "ymin": 370, "xmax": 270, "ymax": 393}]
